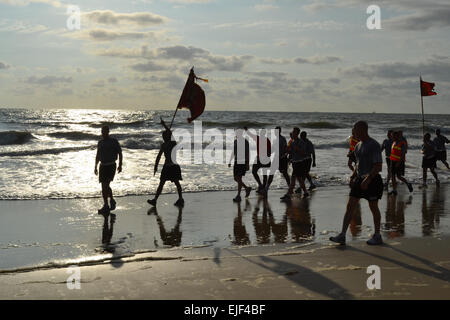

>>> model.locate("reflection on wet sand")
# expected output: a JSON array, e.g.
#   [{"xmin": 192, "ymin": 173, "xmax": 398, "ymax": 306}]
[
  {"xmin": 148, "ymin": 206, "xmax": 183, "ymax": 247},
  {"xmin": 422, "ymin": 187, "xmax": 445, "ymax": 236},
  {"xmin": 252, "ymin": 198, "xmax": 272, "ymax": 244},
  {"xmin": 101, "ymin": 212, "xmax": 116, "ymax": 252},
  {"xmin": 232, "ymin": 200, "xmax": 251, "ymax": 246},
  {"xmin": 384, "ymin": 195, "xmax": 411, "ymax": 238},
  {"xmin": 286, "ymin": 197, "xmax": 315, "ymax": 243}
]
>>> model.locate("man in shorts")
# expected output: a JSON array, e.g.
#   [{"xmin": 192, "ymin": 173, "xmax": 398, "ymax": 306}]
[
  {"xmin": 330, "ymin": 121, "xmax": 384, "ymax": 245},
  {"xmin": 280, "ymin": 127, "xmax": 309, "ymax": 201},
  {"xmin": 300, "ymin": 131, "xmax": 316, "ymax": 191},
  {"xmin": 275, "ymin": 126, "xmax": 290, "ymax": 187},
  {"xmin": 422, "ymin": 133, "xmax": 439, "ymax": 187},
  {"xmin": 434, "ymin": 129, "xmax": 450, "ymax": 169},
  {"xmin": 246, "ymin": 128, "xmax": 272, "ymax": 197},
  {"xmin": 95, "ymin": 125, "xmax": 123, "ymax": 214},
  {"xmin": 228, "ymin": 128, "xmax": 252, "ymax": 202},
  {"xmin": 389, "ymin": 131, "xmax": 413, "ymax": 196}
]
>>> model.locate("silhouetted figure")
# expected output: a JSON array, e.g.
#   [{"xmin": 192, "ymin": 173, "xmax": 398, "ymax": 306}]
[
  {"xmin": 280, "ymin": 127, "xmax": 309, "ymax": 201},
  {"xmin": 300, "ymin": 131, "xmax": 316, "ymax": 191},
  {"xmin": 422, "ymin": 133, "xmax": 439, "ymax": 188},
  {"xmin": 389, "ymin": 131, "xmax": 413, "ymax": 196},
  {"xmin": 381, "ymin": 130, "xmax": 394, "ymax": 189},
  {"xmin": 246, "ymin": 128, "xmax": 273, "ymax": 198},
  {"xmin": 228, "ymin": 128, "xmax": 252, "ymax": 202},
  {"xmin": 434, "ymin": 129, "xmax": 450, "ymax": 169},
  {"xmin": 275, "ymin": 126, "xmax": 291, "ymax": 187},
  {"xmin": 148, "ymin": 118, "xmax": 184, "ymax": 207},
  {"xmin": 330, "ymin": 121, "xmax": 384, "ymax": 245},
  {"xmin": 95, "ymin": 125, "xmax": 123, "ymax": 214}
]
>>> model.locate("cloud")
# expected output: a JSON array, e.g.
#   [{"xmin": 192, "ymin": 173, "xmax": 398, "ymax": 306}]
[
  {"xmin": 96, "ymin": 44, "xmax": 254, "ymax": 73},
  {"xmin": 0, "ymin": 0, "xmax": 62, "ymax": 7},
  {"xmin": 130, "ymin": 61, "xmax": 168, "ymax": 72},
  {"xmin": 0, "ymin": 19, "xmax": 48, "ymax": 34},
  {"xmin": 165, "ymin": 0, "xmax": 213, "ymax": 3},
  {"xmin": 261, "ymin": 55, "xmax": 342, "ymax": 65},
  {"xmin": 157, "ymin": 45, "xmax": 209, "ymax": 60},
  {"xmin": 254, "ymin": 4, "xmax": 279, "ymax": 12},
  {"xmin": 340, "ymin": 57, "xmax": 450, "ymax": 82},
  {"xmin": 84, "ymin": 10, "xmax": 167, "ymax": 26},
  {"xmin": 385, "ymin": 9, "xmax": 450, "ymax": 31},
  {"xmin": 26, "ymin": 75, "xmax": 72, "ymax": 85},
  {"xmin": 304, "ymin": 0, "xmax": 450, "ymax": 31},
  {"xmin": 0, "ymin": 62, "xmax": 9, "ymax": 69},
  {"xmin": 85, "ymin": 29, "xmax": 159, "ymax": 41}
]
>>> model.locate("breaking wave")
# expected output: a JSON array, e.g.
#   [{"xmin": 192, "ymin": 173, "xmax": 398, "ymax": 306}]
[
  {"xmin": 0, "ymin": 131, "xmax": 35, "ymax": 145},
  {"xmin": 0, "ymin": 146, "xmax": 94, "ymax": 157}
]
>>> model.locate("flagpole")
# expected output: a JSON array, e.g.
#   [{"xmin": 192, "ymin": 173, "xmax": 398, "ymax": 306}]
[
  {"xmin": 421, "ymin": 94, "xmax": 425, "ymax": 137},
  {"xmin": 168, "ymin": 106, "xmax": 178, "ymax": 130},
  {"xmin": 420, "ymin": 76, "xmax": 425, "ymax": 137}
]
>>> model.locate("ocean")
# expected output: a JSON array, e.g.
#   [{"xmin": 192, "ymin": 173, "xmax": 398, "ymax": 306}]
[{"xmin": 1, "ymin": 108, "xmax": 449, "ymax": 200}]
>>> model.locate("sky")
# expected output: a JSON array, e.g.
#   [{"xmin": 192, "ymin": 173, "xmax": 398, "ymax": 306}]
[{"xmin": 0, "ymin": 0, "xmax": 449, "ymax": 113}]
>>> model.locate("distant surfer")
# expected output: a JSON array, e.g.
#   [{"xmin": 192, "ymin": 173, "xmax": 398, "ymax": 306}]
[
  {"xmin": 147, "ymin": 118, "xmax": 184, "ymax": 207},
  {"xmin": 95, "ymin": 125, "xmax": 123, "ymax": 214}
]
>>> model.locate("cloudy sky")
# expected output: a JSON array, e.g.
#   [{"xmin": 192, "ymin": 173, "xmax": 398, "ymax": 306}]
[{"xmin": 0, "ymin": 0, "xmax": 449, "ymax": 113}]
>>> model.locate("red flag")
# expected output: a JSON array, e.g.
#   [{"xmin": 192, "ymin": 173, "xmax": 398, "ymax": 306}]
[
  {"xmin": 177, "ymin": 68, "xmax": 206, "ymax": 123},
  {"xmin": 420, "ymin": 78, "xmax": 437, "ymax": 96}
]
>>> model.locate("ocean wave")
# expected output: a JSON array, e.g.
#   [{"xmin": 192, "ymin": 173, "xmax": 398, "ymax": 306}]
[
  {"xmin": 122, "ymin": 138, "xmax": 161, "ymax": 150},
  {"xmin": 202, "ymin": 120, "xmax": 271, "ymax": 128},
  {"xmin": 0, "ymin": 146, "xmax": 94, "ymax": 157},
  {"xmin": 47, "ymin": 131, "xmax": 99, "ymax": 141},
  {"xmin": 300, "ymin": 121, "xmax": 343, "ymax": 129},
  {"xmin": 0, "ymin": 131, "xmax": 35, "ymax": 145},
  {"xmin": 87, "ymin": 120, "xmax": 148, "ymax": 129}
]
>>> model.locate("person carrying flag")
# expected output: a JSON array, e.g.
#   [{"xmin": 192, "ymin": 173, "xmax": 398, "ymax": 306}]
[{"xmin": 148, "ymin": 118, "xmax": 184, "ymax": 207}]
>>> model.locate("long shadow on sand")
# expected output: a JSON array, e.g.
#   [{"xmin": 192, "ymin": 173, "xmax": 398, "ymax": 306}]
[
  {"xmin": 225, "ymin": 248, "xmax": 353, "ymax": 299},
  {"xmin": 346, "ymin": 244, "xmax": 450, "ymax": 283}
]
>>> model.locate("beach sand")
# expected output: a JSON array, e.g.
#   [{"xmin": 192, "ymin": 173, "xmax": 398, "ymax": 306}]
[{"xmin": 0, "ymin": 184, "xmax": 449, "ymax": 299}]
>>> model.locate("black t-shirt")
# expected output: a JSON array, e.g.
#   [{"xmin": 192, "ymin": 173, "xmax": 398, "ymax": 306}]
[{"xmin": 97, "ymin": 137, "xmax": 121, "ymax": 164}]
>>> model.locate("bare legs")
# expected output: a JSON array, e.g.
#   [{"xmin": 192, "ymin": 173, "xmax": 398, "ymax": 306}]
[{"xmin": 101, "ymin": 182, "xmax": 113, "ymax": 206}]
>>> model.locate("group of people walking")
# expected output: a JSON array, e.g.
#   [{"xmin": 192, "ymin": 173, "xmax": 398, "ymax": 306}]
[
  {"xmin": 93, "ymin": 118, "xmax": 448, "ymax": 247},
  {"xmin": 228, "ymin": 126, "xmax": 316, "ymax": 203}
]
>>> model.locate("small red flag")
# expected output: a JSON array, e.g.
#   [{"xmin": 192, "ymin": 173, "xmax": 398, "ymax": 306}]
[
  {"xmin": 177, "ymin": 68, "xmax": 206, "ymax": 123},
  {"xmin": 420, "ymin": 78, "xmax": 437, "ymax": 96}
]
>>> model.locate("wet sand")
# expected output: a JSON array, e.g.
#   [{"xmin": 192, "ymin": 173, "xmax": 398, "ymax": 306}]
[
  {"xmin": 0, "ymin": 184, "xmax": 449, "ymax": 299},
  {"xmin": 1, "ymin": 235, "xmax": 450, "ymax": 299}
]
